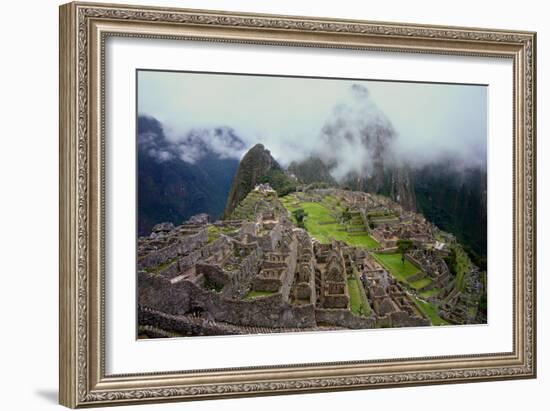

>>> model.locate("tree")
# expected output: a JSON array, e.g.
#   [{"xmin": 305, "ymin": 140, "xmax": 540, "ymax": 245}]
[
  {"xmin": 396, "ymin": 239, "xmax": 413, "ymax": 264},
  {"xmin": 292, "ymin": 208, "xmax": 308, "ymax": 228},
  {"xmin": 341, "ymin": 207, "xmax": 352, "ymax": 223},
  {"xmin": 444, "ymin": 247, "xmax": 458, "ymax": 276}
]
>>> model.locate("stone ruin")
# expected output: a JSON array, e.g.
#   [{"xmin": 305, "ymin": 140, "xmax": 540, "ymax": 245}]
[
  {"xmin": 408, "ymin": 249, "xmax": 452, "ymax": 293},
  {"xmin": 137, "ymin": 187, "xmax": 484, "ymax": 337},
  {"xmin": 439, "ymin": 266, "xmax": 487, "ymax": 324},
  {"xmin": 362, "ymin": 267, "xmax": 429, "ymax": 328}
]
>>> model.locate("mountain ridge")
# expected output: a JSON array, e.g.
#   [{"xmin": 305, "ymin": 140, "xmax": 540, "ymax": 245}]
[
  {"xmin": 224, "ymin": 144, "xmax": 296, "ymax": 218},
  {"xmin": 137, "ymin": 115, "xmax": 242, "ymax": 235}
]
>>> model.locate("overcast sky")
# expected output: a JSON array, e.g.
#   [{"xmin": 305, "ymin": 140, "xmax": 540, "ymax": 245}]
[{"xmin": 137, "ymin": 70, "xmax": 487, "ymax": 172}]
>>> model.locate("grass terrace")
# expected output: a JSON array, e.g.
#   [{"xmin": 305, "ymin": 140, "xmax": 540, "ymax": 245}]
[
  {"xmin": 231, "ymin": 189, "xmax": 286, "ymax": 221},
  {"xmin": 243, "ymin": 290, "xmax": 276, "ymax": 300},
  {"xmin": 347, "ymin": 270, "xmax": 372, "ymax": 317},
  {"xmin": 372, "ymin": 252, "xmax": 437, "ymax": 292},
  {"xmin": 409, "ymin": 277, "xmax": 432, "ymax": 290},
  {"xmin": 145, "ymin": 257, "xmax": 177, "ymax": 274},
  {"xmin": 452, "ymin": 245, "xmax": 473, "ymax": 292},
  {"xmin": 372, "ymin": 252, "xmax": 448, "ymax": 325},
  {"xmin": 372, "ymin": 253, "xmax": 420, "ymax": 282},
  {"xmin": 207, "ymin": 225, "xmax": 239, "ymax": 243},
  {"xmin": 419, "ymin": 288, "xmax": 441, "ymax": 299},
  {"xmin": 410, "ymin": 295, "xmax": 449, "ymax": 326},
  {"xmin": 281, "ymin": 194, "xmax": 379, "ymax": 249}
]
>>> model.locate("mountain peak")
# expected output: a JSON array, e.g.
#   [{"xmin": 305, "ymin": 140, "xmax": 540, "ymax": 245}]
[{"xmin": 224, "ymin": 144, "xmax": 295, "ymax": 218}]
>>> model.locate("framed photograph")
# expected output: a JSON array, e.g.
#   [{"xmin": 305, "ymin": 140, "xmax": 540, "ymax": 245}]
[{"xmin": 59, "ymin": 1, "xmax": 537, "ymax": 408}]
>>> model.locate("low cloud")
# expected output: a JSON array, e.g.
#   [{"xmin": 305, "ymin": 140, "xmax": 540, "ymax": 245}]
[
  {"xmin": 315, "ymin": 84, "xmax": 396, "ymax": 181},
  {"xmin": 138, "ymin": 71, "xmax": 487, "ymax": 175},
  {"xmin": 138, "ymin": 116, "xmax": 246, "ymax": 164},
  {"xmin": 170, "ymin": 127, "xmax": 247, "ymax": 164}
]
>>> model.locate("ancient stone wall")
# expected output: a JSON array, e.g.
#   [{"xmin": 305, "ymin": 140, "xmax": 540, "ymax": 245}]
[
  {"xmin": 138, "ymin": 271, "xmax": 192, "ymax": 315},
  {"xmin": 202, "ymin": 236, "xmax": 232, "ymax": 261},
  {"xmin": 138, "ymin": 228, "xmax": 207, "ymax": 269},
  {"xmin": 259, "ymin": 223, "xmax": 283, "ymax": 252},
  {"xmin": 138, "ymin": 271, "xmax": 317, "ymax": 328},
  {"xmin": 154, "ymin": 249, "xmax": 202, "ymax": 279},
  {"xmin": 388, "ymin": 311, "xmax": 430, "ymax": 327},
  {"xmin": 279, "ymin": 237, "xmax": 298, "ymax": 302},
  {"xmin": 252, "ymin": 274, "xmax": 283, "ymax": 292},
  {"xmin": 228, "ymin": 245, "xmax": 263, "ymax": 296},
  {"xmin": 139, "ymin": 307, "xmax": 242, "ymax": 336},
  {"xmin": 315, "ymin": 309, "xmax": 375, "ymax": 329},
  {"xmin": 196, "ymin": 263, "xmax": 231, "ymax": 290}
]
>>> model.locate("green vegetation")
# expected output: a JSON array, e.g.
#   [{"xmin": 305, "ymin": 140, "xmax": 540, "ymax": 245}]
[
  {"xmin": 145, "ymin": 258, "xmax": 176, "ymax": 274},
  {"xmin": 410, "ymin": 296, "xmax": 449, "ymax": 326},
  {"xmin": 372, "ymin": 253, "xmax": 420, "ymax": 282},
  {"xmin": 396, "ymin": 238, "xmax": 414, "ymax": 264},
  {"xmin": 207, "ymin": 225, "xmax": 239, "ymax": 243},
  {"xmin": 341, "ymin": 207, "xmax": 352, "ymax": 223},
  {"xmin": 260, "ymin": 168, "xmax": 297, "ymax": 197},
  {"xmin": 204, "ymin": 276, "xmax": 224, "ymax": 292},
  {"xmin": 324, "ymin": 195, "xmax": 345, "ymax": 211},
  {"xmin": 373, "ymin": 252, "xmax": 436, "ymax": 295},
  {"xmin": 367, "ymin": 210, "xmax": 393, "ymax": 218},
  {"xmin": 243, "ymin": 290, "xmax": 276, "ymax": 300},
  {"xmin": 230, "ymin": 190, "xmax": 286, "ymax": 221},
  {"xmin": 409, "ymin": 277, "xmax": 432, "ymax": 290},
  {"xmin": 292, "ymin": 208, "xmax": 308, "ymax": 228},
  {"xmin": 224, "ymin": 143, "xmax": 296, "ymax": 217},
  {"xmin": 413, "ymin": 166, "xmax": 487, "ymax": 259},
  {"xmin": 281, "ymin": 194, "xmax": 379, "ymax": 249},
  {"xmin": 367, "ymin": 210, "xmax": 399, "ymax": 226},
  {"xmin": 463, "ymin": 244, "xmax": 487, "ymax": 271},
  {"xmin": 280, "ymin": 195, "xmax": 300, "ymax": 212},
  {"xmin": 446, "ymin": 245, "xmax": 472, "ymax": 292},
  {"xmin": 287, "ymin": 156, "xmax": 337, "ymax": 186},
  {"xmin": 419, "ymin": 288, "xmax": 441, "ymax": 299},
  {"xmin": 347, "ymin": 271, "xmax": 372, "ymax": 317},
  {"xmin": 307, "ymin": 181, "xmax": 332, "ymax": 189}
]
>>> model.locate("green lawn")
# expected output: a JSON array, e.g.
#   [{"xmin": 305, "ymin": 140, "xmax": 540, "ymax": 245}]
[
  {"xmin": 347, "ymin": 273, "xmax": 372, "ymax": 317},
  {"xmin": 409, "ymin": 277, "xmax": 432, "ymax": 290},
  {"xmin": 372, "ymin": 253, "xmax": 420, "ymax": 282},
  {"xmin": 280, "ymin": 195, "xmax": 301, "ymax": 212},
  {"xmin": 343, "ymin": 234, "xmax": 380, "ymax": 249},
  {"xmin": 243, "ymin": 290, "xmax": 276, "ymax": 300},
  {"xmin": 145, "ymin": 257, "xmax": 177, "ymax": 274},
  {"xmin": 207, "ymin": 225, "xmax": 239, "ymax": 243},
  {"xmin": 453, "ymin": 246, "xmax": 472, "ymax": 292},
  {"xmin": 410, "ymin": 296, "xmax": 449, "ymax": 326},
  {"xmin": 281, "ymin": 197, "xmax": 379, "ymax": 249},
  {"xmin": 419, "ymin": 288, "xmax": 441, "ymax": 299}
]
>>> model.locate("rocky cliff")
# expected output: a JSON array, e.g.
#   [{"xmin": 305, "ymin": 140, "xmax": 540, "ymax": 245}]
[
  {"xmin": 137, "ymin": 116, "xmax": 242, "ymax": 235},
  {"xmin": 287, "ymin": 156, "xmax": 336, "ymax": 186},
  {"xmin": 224, "ymin": 144, "xmax": 295, "ymax": 218}
]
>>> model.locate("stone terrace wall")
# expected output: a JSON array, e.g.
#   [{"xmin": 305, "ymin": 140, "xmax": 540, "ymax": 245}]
[
  {"xmin": 139, "ymin": 307, "xmax": 242, "ymax": 336},
  {"xmin": 205, "ymin": 293, "xmax": 316, "ymax": 328},
  {"xmin": 138, "ymin": 271, "xmax": 192, "ymax": 315},
  {"xmin": 259, "ymin": 224, "xmax": 283, "ymax": 252},
  {"xmin": 231, "ymin": 246, "xmax": 263, "ymax": 294},
  {"xmin": 138, "ymin": 229, "xmax": 207, "ymax": 270},
  {"xmin": 154, "ymin": 249, "xmax": 202, "ymax": 279},
  {"xmin": 138, "ymin": 271, "xmax": 316, "ymax": 328},
  {"xmin": 315, "ymin": 308, "xmax": 375, "ymax": 329},
  {"xmin": 279, "ymin": 237, "xmax": 298, "ymax": 302},
  {"xmin": 387, "ymin": 311, "xmax": 430, "ymax": 328}
]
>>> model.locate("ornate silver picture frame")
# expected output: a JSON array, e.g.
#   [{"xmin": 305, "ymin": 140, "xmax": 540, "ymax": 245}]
[{"xmin": 59, "ymin": 1, "xmax": 536, "ymax": 408}]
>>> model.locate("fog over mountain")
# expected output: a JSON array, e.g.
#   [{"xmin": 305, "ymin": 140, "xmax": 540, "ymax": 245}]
[
  {"xmin": 138, "ymin": 71, "xmax": 487, "ymax": 255},
  {"xmin": 138, "ymin": 70, "xmax": 487, "ymax": 178}
]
